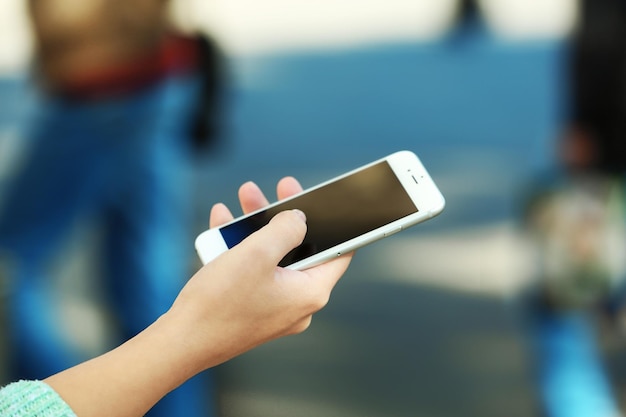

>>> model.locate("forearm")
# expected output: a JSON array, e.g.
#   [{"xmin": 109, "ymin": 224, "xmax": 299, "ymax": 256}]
[
  {"xmin": 36, "ymin": 205, "xmax": 349, "ymax": 417},
  {"xmin": 44, "ymin": 313, "xmax": 207, "ymax": 417}
]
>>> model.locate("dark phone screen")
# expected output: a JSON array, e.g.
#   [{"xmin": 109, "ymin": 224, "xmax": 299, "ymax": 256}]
[{"xmin": 220, "ymin": 161, "xmax": 418, "ymax": 267}]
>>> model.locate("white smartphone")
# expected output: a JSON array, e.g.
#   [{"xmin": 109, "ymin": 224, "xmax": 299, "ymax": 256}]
[{"xmin": 195, "ymin": 150, "xmax": 445, "ymax": 270}]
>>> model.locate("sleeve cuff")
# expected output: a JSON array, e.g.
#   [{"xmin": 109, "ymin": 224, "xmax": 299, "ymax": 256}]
[{"xmin": 0, "ymin": 380, "xmax": 77, "ymax": 417}]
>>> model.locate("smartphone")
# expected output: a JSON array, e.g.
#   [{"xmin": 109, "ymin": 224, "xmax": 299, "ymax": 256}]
[{"xmin": 195, "ymin": 150, "xmax": 445, "ymax": 270}]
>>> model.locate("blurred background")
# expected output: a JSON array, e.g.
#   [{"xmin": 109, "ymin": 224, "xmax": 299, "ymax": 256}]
[{"xmin": 2, "ymin": 0, "xmax": 626, "ymax": 416}]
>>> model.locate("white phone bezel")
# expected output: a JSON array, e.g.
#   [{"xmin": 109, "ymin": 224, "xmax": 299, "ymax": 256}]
[{"xmin": 195, "ymin": 150, "xmax": 445, "ymax": 270}]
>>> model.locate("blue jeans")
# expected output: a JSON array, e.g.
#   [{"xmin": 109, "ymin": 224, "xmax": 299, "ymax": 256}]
[
  {"xmin": 530, "ymin": 310, "xmax": 619, "ymax": 417},
  {"xmin": 0, "ymin": 75, "xmax": 216, "ymax": 416}
]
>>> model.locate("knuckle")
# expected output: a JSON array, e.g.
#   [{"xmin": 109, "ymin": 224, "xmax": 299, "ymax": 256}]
[
  {"xmin": 289, "ymin": 317, "xmax": 313, "ymax": 335},
  {"xmin": 309, "ymin": 287, "xmax": 331, "ymax": 311}
]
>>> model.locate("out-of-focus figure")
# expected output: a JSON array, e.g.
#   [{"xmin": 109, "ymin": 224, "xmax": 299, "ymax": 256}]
[
  {"xmin": 0, "ymin": 0, "xmax": 223, "ymax": 416},
  {"xmin": 524, "ymin": 150, "xmax": 626, "ymax": 417},
  {"xmin": 523, "ymin": 1, "xmax": 626, "ymax": 416}
]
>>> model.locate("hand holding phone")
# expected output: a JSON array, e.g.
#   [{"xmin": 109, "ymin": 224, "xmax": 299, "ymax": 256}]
[{"xmin": 196, "ymin": 151, "xmax": 445, "ymax": 270}]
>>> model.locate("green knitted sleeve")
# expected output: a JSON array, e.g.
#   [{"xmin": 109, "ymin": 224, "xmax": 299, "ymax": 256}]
[{"xmin": 0, "ymin": 380, "xmax": 76, "ymax": 417}]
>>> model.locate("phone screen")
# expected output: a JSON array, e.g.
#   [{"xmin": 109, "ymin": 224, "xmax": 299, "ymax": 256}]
[{"xmin": 220, "ymin": 161, "xmax": 418, "ymax": 267}]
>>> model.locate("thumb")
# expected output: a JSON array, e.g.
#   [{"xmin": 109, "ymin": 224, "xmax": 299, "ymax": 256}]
[{"xmin": 239, "ymin": 210, "xmax": 307, "ymax": 267}]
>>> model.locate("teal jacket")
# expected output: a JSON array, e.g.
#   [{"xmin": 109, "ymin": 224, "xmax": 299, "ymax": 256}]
[{"xmin": 0, "ymin": 381, "xmax": 75, "ymax": 417}]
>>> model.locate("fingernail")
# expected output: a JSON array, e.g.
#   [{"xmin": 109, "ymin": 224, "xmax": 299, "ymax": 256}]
[{"xmin": 292, "ymin": 209, "xmax": 306, "ymax": 222}]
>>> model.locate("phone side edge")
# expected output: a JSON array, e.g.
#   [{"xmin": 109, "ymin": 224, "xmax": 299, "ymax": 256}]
[
  {"xmin": 195, "ymin": 228, "xmax": 229, "ymax": 265},
  {"xmin": 287, "ymin": 208, "xmax": 435, "ymax": 270}
]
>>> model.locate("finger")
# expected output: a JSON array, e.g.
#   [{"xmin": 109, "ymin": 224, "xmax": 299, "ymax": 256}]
[
  {"xmin": 209, "ymin": 203, "xmax": 234, "ymax": 228},
  {"xmin": 276, "ymin": 176, "xmax": 303, "ymax": 200},
  {"xmin": 237, "ymin": 210, "xmax": 307, "ymax": 266},
  {"xmin": 238, "ymin": 181, "xmax": 270, "ymax": 214}
]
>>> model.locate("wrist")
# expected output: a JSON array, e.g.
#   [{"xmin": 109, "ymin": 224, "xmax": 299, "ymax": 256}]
[
  {"xmin": 156, "ymin": 303, "xmax": 238, "ymax": 373},
  {"xmin": 144, "ymin": 312, "xmax": 209, "ymax": 379}
]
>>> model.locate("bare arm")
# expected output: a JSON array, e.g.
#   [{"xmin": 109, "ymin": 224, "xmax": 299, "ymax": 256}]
[{"xmin": 44, "ymin": 177, "xmax": 352, "ymax": 417}]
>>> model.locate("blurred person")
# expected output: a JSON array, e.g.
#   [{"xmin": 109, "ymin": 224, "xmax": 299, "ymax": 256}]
[
  {"xmin": 522, "ymin": 1, "xmax": 626, "ymax": 416},
  {"xmin": 0, "ymin": 176, "xmax": 354, "ymax": 417},
  {"xmin": 0, "ymin": 0, "xmax": 223, "ymax": 416},
  {"xmin": 523, "ymin": 137, "xmax": 626, "ymax": 417}
]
